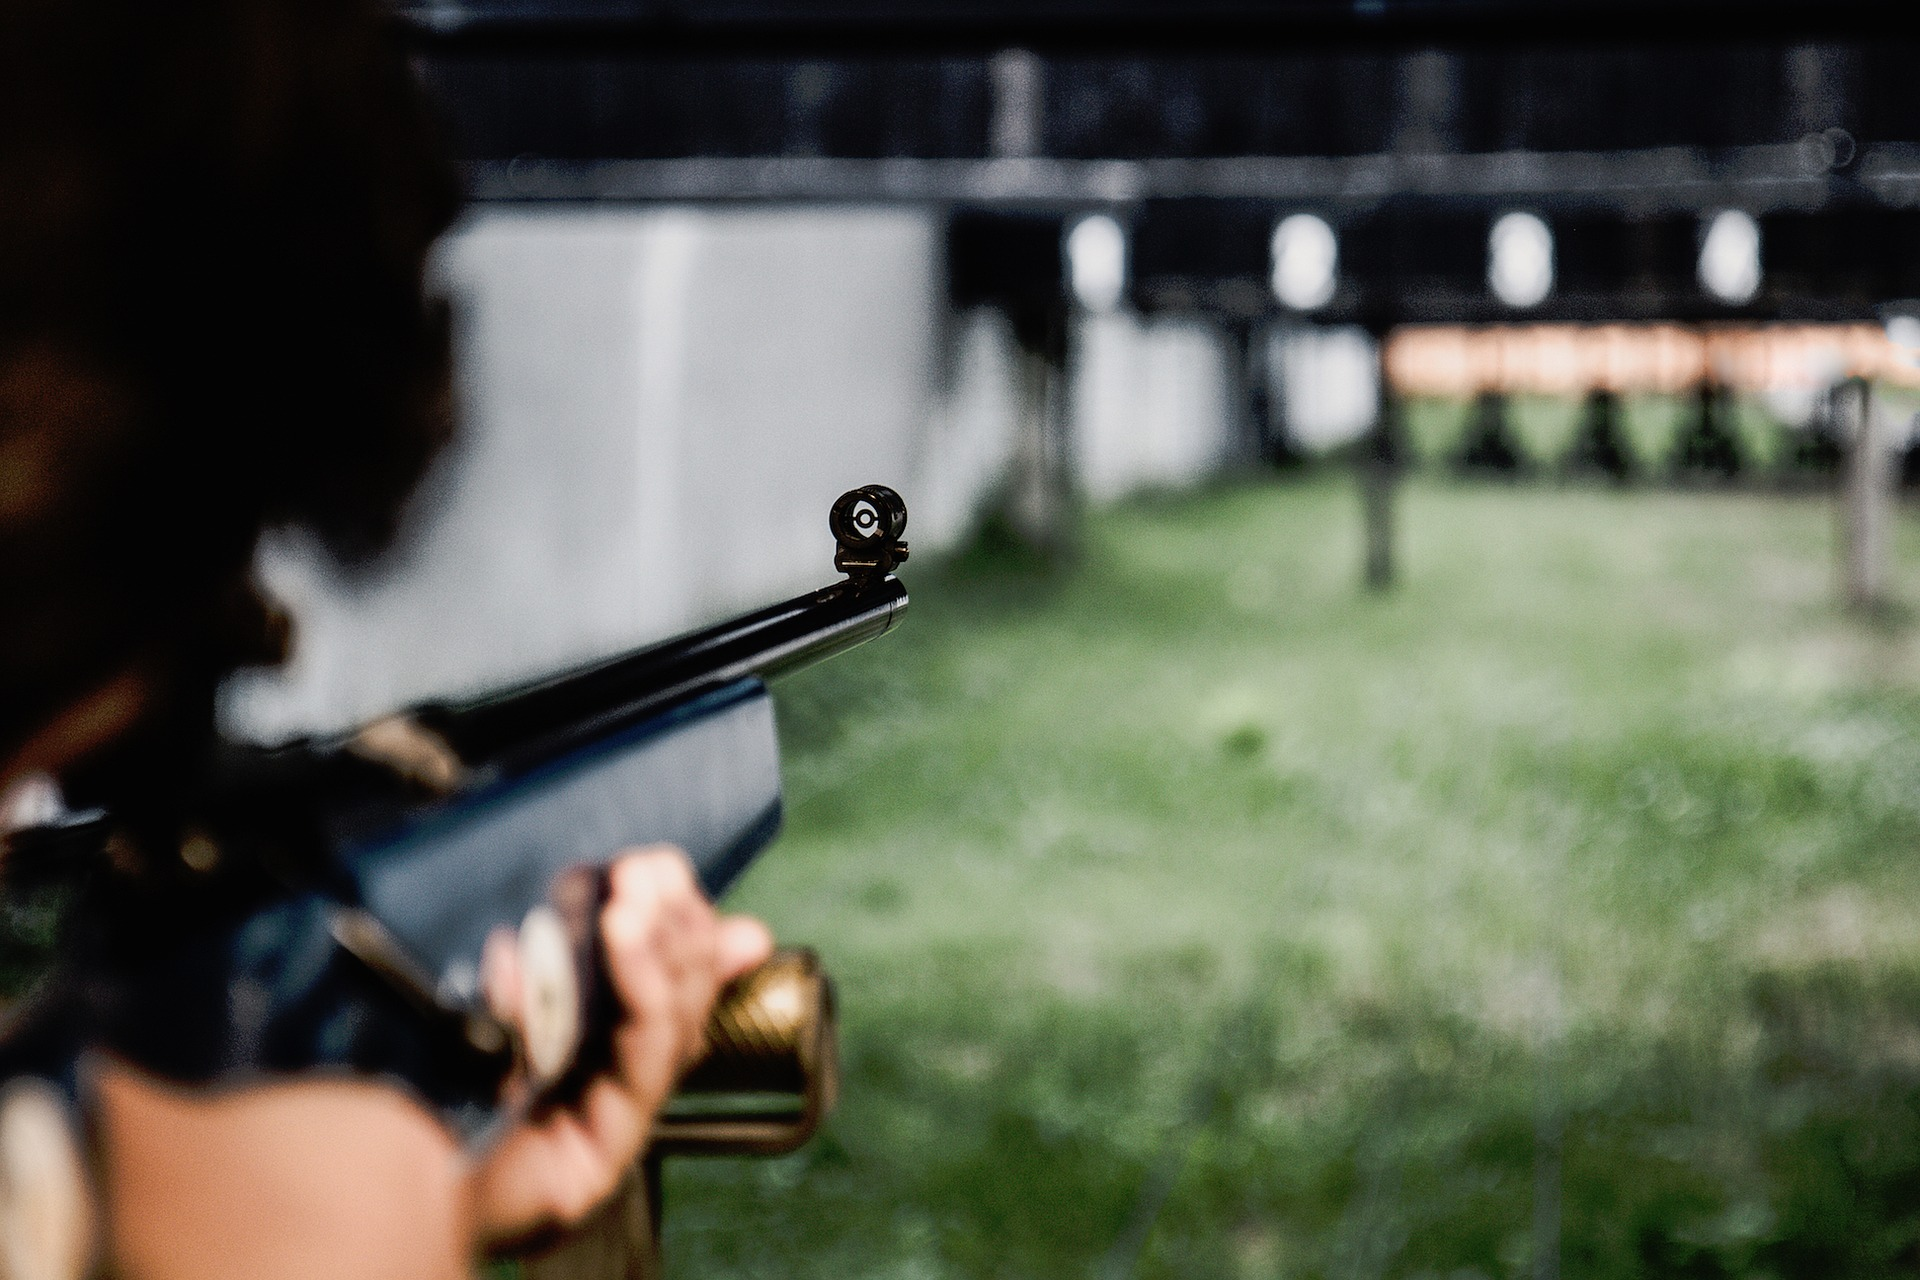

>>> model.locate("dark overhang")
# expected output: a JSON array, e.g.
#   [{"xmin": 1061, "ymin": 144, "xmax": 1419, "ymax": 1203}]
[{"xmin": 395, "ymin": 0, "xmax": 1920, "ymax": 320}]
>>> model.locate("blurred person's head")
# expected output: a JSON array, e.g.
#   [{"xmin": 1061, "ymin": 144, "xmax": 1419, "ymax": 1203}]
[{"xmin": 0, "ymin": 0, "xmax": 460, "ymax": 797}]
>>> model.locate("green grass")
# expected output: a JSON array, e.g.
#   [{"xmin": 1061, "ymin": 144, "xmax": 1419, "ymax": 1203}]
[{"xmin": 663, "ymin": 476, "xmax": 1920, "ymax": 1279}]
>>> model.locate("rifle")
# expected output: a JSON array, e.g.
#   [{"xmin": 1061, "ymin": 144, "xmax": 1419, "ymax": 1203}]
[{"xmin": 0, "ymin": 485, "xmax": 910, "ymax": 1276}]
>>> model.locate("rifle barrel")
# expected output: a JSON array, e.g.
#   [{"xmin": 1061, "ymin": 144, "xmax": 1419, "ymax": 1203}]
[{"xmin": 417, "ymin": 575, "xmax": 908, "ymax": 769}]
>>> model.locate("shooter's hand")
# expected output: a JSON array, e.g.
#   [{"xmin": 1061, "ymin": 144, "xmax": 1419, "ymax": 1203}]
[{"xmin": 468, "ymin": 846, "xmax": 773, "ymax": 1246}]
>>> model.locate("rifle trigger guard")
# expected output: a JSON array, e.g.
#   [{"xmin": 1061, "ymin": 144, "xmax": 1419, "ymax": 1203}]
[{"xmin": 831, "ymin": 486, "xmax": 909, "ymax": 587}]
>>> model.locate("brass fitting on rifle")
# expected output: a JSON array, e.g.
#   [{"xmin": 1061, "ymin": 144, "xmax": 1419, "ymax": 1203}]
[{"xmin": 651, "ymin": 947, "xmax": 838, "ymax": 1157}]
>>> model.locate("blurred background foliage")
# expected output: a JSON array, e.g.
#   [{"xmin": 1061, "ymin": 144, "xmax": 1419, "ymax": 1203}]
[
  {"xmin": 663, "ymin": 467, "xmax": 1920, "ymax": 1279},
  {"xmin": 1401, "ymin": 394, "xmax": 1808, "ymax": 479}
]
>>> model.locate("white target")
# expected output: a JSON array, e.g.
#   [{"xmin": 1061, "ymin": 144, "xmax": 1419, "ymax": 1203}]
[
  {"xmin": 1270, "ymin": 213, "xmax": 1339, "ymax": 312},
  {"xmin": 1488, "ymin": 212, "xmax": 1554, "ymax": 309},
  {"xmin": 1698, "ymin": 210, "xmax": 1762, "ymax": 305}
]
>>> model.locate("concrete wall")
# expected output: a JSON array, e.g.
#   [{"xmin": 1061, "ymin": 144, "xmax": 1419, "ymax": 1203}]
[
  {"xmin": 1074, "ymin": 313, "xmax": 1239, "ymax": 502},
  {"xmin": 223, "ymin": 207, "xmax": 1350, "ymax": 740},
  {"xmin": 1274, "ymin": 324, "xmax": 1380, "ymax": 453},
  {"xmin": 227, "ymin": 207, "xmax": 951, "ymax": 738}
]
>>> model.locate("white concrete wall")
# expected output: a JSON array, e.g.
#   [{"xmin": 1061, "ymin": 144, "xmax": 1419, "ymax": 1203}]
[
  {"xmin": 912, "ymin": 307, "xmax": 1022, "ymax": 548},
  {"xmin": 223, "ymin": 208, "xmax": 1371, "ymax": 740},
  {"xmin": 1073, "ymin": 313, "xmax": 1239, "ymax": 502},
  {"xmin": 227, "ymin": 206, "xmax": 952, "ymax": 738},
  {"xmin": 1274, "ymin": 324, "xmax": 1380, "ymax": 454}
]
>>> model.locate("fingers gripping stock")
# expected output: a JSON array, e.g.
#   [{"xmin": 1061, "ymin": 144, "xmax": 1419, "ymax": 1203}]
[
  {"xmin": 492, "ymin": 877, "xmax": 837, "ymax": 1157},
  {"xmin": 507, "ymin": 954, "xmax": 839, "ymax": 1277}
]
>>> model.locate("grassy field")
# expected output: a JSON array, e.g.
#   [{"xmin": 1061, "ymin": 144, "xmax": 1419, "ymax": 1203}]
[{"xmin": 662, "ymin": 475, "xmax": 1920, "ymax": 1280}]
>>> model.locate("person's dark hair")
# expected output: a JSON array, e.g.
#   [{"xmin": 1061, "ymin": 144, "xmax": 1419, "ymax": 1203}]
[{"xmin": 0, "ymin": 0, "xmax": 461, "ymax": 765}]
